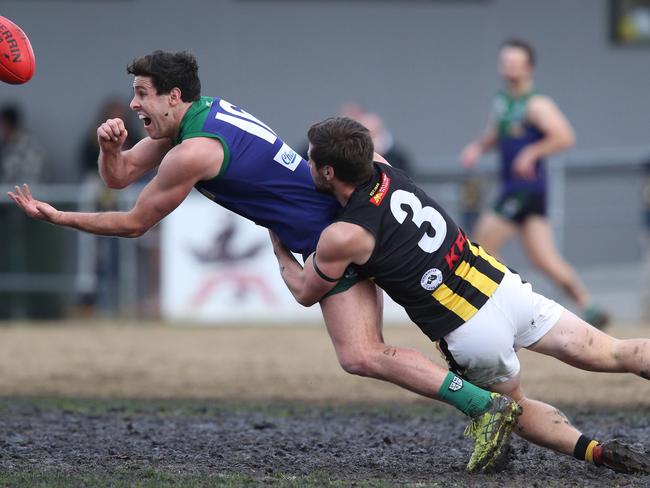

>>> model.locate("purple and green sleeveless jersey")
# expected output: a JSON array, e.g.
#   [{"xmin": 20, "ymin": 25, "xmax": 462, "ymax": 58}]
[
  {"xmin": 172, "ymin": 96, "xmax": 339, "ymax": 257},
  {"xmin": 492, "ymin": 90, "xmax": 546, "ymax": 192}
]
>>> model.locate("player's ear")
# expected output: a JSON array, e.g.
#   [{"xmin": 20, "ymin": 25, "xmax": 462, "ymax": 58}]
[
  {"xmin": 169, "ymin": 87, "xmax": 182, "ymax": 105},
  {"xmin": 323, "ymin": 165, "xmax": 335, "ymax": 181}
]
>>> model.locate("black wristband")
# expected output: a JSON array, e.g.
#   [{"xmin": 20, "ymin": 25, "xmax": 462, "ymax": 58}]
[{"xmin": 313, "ymin": 254, "xmax": 343, "ymax": 283}]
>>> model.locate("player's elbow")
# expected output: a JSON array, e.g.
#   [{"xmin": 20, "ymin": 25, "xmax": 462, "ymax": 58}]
[
  {"xmin": 562, "ymin": 131, "xmax": 576, "ymax": 149},
  {"xmin": 557, "ymin": 127, "xmax": 576, "ymax": 150},
  {"xmin": 109, "ymin": 180, "xmax": 129, "ymax": 190},
  {"xmin": 295, "ymin": 292, "xmax": 319, "ymax": 307},
  {"xmin": 126, "ymin": 226, "xmax": 147, "ymax": 238},
  {"xmin": 123, "ymin": 216, "xmax": 151, "ymax": 238},
  {"xmin": 101, "ymin": 174, "xmax": 129, "ymax": 190}
]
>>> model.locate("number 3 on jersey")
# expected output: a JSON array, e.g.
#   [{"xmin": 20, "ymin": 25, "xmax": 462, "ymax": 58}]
[{"xmin": 390, "ymin": 190, "xmax": 447, "ymax": 253}]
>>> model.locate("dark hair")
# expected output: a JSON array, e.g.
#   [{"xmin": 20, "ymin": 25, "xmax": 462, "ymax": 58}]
[
  {"xmin": 501, "ymin": 38, "xmax": 536, "ymax": 67},
  {"xmin": 307, "ymin": 117, "xmax": 374, "ymax": 185},
  {"xmin": 127, "ymin": 50, "xmax": 201, "ymax": 102}
]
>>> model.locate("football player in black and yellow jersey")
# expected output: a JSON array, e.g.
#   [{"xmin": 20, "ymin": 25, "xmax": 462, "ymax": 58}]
[
  {"xmin": 270, "ymin": 116, "xmax": 650, "ymax": 475},
  {"xmin": 9, "ymin": 50, "xmax": 519, "ymax": 474}
]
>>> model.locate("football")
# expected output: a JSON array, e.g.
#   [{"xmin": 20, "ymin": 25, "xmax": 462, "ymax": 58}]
[{"xmin": 0, "ymin": 16, "xmax": 35, "ymax": 84}]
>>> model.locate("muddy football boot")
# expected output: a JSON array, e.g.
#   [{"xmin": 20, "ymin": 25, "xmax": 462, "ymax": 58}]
[
  {"xmin": 593, "ymin": 439, "xmax": 650, "ymax": 474},
  {"xmin": 465, "ymin": 392, "xmax": 522, "ymax": 473}
]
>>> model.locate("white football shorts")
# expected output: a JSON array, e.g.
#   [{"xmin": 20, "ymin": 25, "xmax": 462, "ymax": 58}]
[{"xmin": 440, "ymin": 269, "xmax": 564, "ymax": 386}]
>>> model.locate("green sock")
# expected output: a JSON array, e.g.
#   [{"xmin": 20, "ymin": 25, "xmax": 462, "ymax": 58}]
[{"xmin": 437, "ymin": 372, "xmax": 493, "ymax": 418}]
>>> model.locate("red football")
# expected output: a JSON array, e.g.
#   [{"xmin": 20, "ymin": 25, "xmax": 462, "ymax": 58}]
[{"xmin": 0, "ymin": 16, "xmax": 35, "ymax": 84}]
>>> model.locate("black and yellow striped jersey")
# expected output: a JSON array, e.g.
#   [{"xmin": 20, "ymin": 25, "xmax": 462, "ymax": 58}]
[{"xmin": 336, "ymin": 163, "xmax": 506, "ymax": 341}]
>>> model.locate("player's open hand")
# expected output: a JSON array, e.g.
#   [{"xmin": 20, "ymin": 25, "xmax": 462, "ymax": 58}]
[
  {"xmin": 8, "ymin": 184, "xmax": 61, "ymax": 223},
  {"xmin": 97, "ymin": 118, "xmax": 128, "ymax": 152},
  {"xmin": 459, "ymin": 142, "xmax": 481, "ymax": 169}
]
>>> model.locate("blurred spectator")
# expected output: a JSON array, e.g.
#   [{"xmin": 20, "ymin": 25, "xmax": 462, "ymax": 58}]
[
  {"xmin": 458, "ymin": 173, "xmax": 483, "ymax": 232},
  {"xmin": 0, "ymin": 104, "xmax": 47, "ymax": 183},
  {"xmin": 0, "ymin": 105, "xmax": 48, "ymax": 319},
  {"xmin": 73, "ymin": 96, "xmax": 146, "ymax": 317},
  {"xmin": 300, "ymin": 103, "xmax": 413, "ymax": 175},
  {"xmin": 79, "ymin": 96, "xmax": 143, "ymax": 179},
  {"xmin": 338, "ymin": 101, "xmax": 365, "ymax": 121},
  {"xmin": 356, "ymin": 112, "xmax": 413, "ymax": 174}
]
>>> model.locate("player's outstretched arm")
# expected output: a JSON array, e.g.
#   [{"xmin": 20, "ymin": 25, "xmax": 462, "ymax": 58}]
[
  {"xmin": 97, "ymin": 118, "xmax": 172, "ymax": 189},
  {"xmin": 9, "ymin": 139, "xmax": 221, "ymax": 237},
  {"xmin": 459, "ymin": 118, "xmax": 498, "ymax": 169},
  {"xmin": 269, "ymin": 222, "xmax": 374, "ymax": 306}
]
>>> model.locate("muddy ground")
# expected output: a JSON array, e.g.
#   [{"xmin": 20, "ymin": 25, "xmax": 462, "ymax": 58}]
[
  {"xmin": 1, "ymin": 400, "xmax": 649, "ymax": 487},
  {"xmin": 0, "ymin": 322, "xmax": 649, "ymax": 486}
]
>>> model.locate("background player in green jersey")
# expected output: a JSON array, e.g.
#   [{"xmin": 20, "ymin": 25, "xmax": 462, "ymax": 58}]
[
  {"xmin": 270, "ymin": 116, "xmax": 650, "ymax": 475},
  {"xmin": 459, "ymin": 38, "xmax": 608, "ymax": 329}
]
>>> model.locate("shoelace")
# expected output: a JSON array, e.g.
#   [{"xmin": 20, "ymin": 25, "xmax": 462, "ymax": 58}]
[{"xmin": 464, "ymin": 419, "xmax": 479, "ymax": 438}]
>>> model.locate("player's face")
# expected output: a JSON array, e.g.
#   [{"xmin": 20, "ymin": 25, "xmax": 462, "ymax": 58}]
[
  {"xmin": 130, "ymin": 76, "xmax": 175, "ymax": 139},
  {"xmin": 499, "ymin": 46, "xmax": 533, "ymax": 84}
]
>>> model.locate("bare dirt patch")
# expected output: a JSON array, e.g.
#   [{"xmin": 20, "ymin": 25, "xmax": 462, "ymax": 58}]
[{"xmin": 0, "ymin": 322, "xmax": 648, "ymax": 405}]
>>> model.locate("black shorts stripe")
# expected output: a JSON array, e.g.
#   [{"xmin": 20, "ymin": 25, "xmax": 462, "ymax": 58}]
[{"xmin": 438, "ymin": 338, "xmax": 466, "ymax": 377}]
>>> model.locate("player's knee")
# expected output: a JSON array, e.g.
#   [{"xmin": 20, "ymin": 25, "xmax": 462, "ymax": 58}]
[
  {"xmin": 337, "ymin": 351, "xmax": 363, "ymax": 376},
  {"xmin": 336, "ymin": 348, "xmax": 379, "ymax": 378}
]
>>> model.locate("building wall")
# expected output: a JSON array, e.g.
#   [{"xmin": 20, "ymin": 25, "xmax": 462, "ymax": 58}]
[{"xmin": 2, "ymin": 0, "xmax": 649, "ymax": 180}]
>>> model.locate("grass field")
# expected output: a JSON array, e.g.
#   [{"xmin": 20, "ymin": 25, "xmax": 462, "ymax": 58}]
[{"xmin": 0, "ymin": 321, "xmax": 649, "ymax": 487}]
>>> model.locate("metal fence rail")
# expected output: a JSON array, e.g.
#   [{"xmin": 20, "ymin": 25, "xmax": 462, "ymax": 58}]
[
  {"xmin": 1, "ymin": 146, "xmax": 649, "ymax": 321},
  {"xmin": 0, "ymin": 182, "xmax": 144, "ymax": 319}
]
